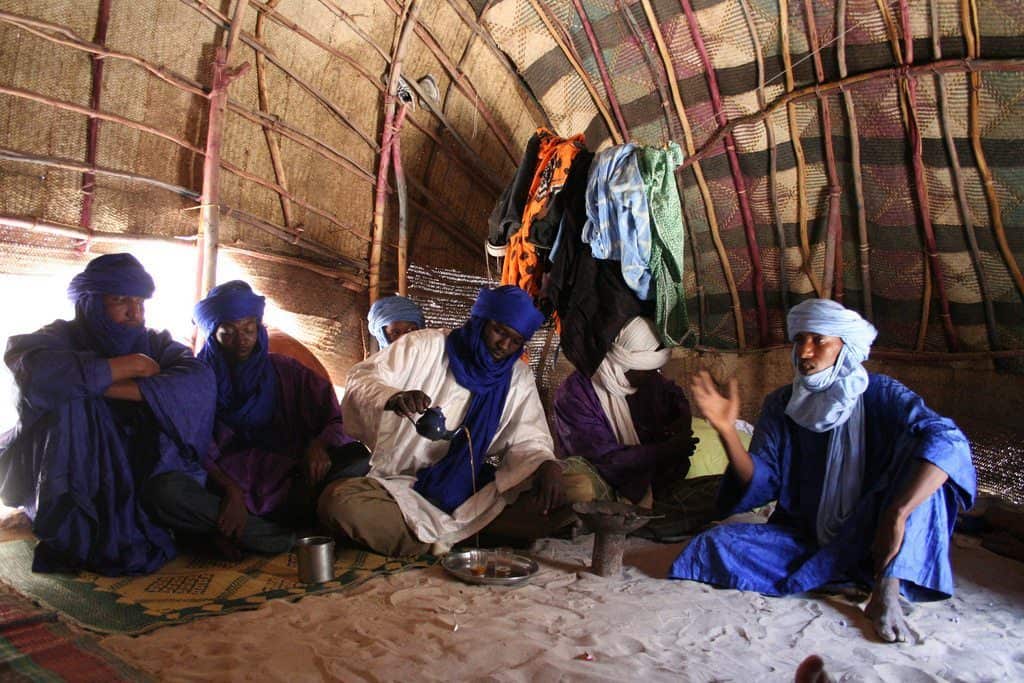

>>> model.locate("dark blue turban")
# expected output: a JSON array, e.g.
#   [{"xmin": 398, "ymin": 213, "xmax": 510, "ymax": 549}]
[
  {"xmin": 66, "ymin": 252, "xmax": 155, "ymax": 301},
  {"xmin": 192, "ymin": 280, "xmax": 267, "ymax": 339},
  {"xmin": 67, "ymin": 253, "xmax": 155, "ymax": 357},
  {"xmin": 193, "ymin": 281, "xmax": 276, "ymax": 438},
  {"xmin": 470, "ymin": 285, "xmax": 545, "ymax": 339}
]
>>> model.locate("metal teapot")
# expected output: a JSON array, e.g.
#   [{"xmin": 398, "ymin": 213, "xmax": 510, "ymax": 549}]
[{"xmin": 414, "ymin": 406, "xmax": 459, "ymax": 441}]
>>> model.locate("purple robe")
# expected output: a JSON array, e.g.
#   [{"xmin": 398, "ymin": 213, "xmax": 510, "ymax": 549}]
[
  {"xmin": 0, "ymin": 320, "xmax": 215, "ymax": 575},
  {"xmin": 553, "ymin": 370, "xmax": 692, "ymax": 502},
  {"xmin": 206, "ymin": 354, "xmax": 352, "ymax": 516},
  {"xmin": 669, "ymin": 374, "xmax": 977, "ymax": 601}
]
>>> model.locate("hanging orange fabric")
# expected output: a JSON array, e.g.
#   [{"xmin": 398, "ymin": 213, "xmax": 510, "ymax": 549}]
[{"xmin": 501, "ymin": 129, "xmax": 586, "ymax": 299}]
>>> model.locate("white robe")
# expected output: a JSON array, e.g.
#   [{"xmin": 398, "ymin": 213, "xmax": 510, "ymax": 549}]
[{"xmin": 341, "ymin": 328, "xmax": 555, "ymax": 550}]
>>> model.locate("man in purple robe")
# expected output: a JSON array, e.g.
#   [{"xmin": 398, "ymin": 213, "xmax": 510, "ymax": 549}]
[
  {"xmin": 669, "ymin": 299, "xmax": 977, "ymax": 643},
  {"xmin": 175, "ymin": 280, "xmax": 368, "ymax": 558},
  {"xmin": 553, "ymin": 317, "xmax": 698, "ymax": 507},
  {"xmin": 0, "ymin": 253, "xmax": 215, "ymax": 575}
]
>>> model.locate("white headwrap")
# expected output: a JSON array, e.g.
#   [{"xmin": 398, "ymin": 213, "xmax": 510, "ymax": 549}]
[
  {"xmin": 591, "ymin": 317, "xmax": 670, "ymax": 446},
  {"xmin": 784, "ymin": 299, "xmax": 878, "ymax": 545}
]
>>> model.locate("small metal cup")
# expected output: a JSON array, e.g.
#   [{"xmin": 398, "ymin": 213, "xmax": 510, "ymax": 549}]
[{"xmin": 295, "ymin": 536, "xmax": 335, "ymax": 584}]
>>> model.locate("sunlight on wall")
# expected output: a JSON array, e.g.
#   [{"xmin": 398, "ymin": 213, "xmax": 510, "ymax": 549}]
[{"xmin": 0, "ymin": 245, "xmax": 304, "ymax": 433}]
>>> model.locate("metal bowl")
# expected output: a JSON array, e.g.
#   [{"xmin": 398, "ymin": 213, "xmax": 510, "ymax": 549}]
[{"xmin": 441, "ymin": 549, "xmax": 539, "ymax": 586}]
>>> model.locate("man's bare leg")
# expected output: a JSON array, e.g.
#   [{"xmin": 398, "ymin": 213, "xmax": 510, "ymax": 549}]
[{"xmin": 864, "ymin": 576, "xmax": 909, "ymax": 642}]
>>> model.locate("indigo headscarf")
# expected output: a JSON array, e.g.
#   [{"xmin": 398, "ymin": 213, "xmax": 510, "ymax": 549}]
[
  {"xmin": 66, "ymin": 253, "xmax": 155, "ymax": 357},
  {"xmin": 784, "ymin": 299, "xmax": 878, "ymax": 545},
  {"xmin": 367, "ymin": 295, "xmax": 425, "ymax": 348},
  {"xmin": 193, "ymin": 281, "xmax": 277, "ymax": 438},
  {"xmin": 414, "ymin": 286, "xmax": 545, "ymax": 513}
]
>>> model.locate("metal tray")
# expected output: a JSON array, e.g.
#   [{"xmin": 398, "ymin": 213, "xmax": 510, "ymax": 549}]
[{"xmin": 441, "ymin": 549, "xmax": 539, "ymax": 587}]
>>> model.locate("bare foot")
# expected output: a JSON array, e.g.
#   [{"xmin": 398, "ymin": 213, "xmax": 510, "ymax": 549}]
[
  {"xmin": 794, "ymin": 655, "xmax": 835, "ymax": 683},
  {"xmin": 865, "ymin": 577, "xmax": 909, "ymax": 642}
]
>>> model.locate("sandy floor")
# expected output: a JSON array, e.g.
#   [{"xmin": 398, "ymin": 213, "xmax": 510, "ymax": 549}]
[{"xmin": 100, "ymin": 528, "xmax": 1024, "ymax": 683}]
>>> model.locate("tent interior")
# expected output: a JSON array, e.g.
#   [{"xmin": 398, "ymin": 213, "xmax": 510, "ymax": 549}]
[{"xmin": 0, "ymin": 0, "xmax": 1023, "ymax": 680}]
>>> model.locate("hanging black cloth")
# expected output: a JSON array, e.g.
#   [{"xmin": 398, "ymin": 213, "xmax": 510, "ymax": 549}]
[{"xmin": 543, "ymin": 151, "xmax": 653, "ymax": 377}]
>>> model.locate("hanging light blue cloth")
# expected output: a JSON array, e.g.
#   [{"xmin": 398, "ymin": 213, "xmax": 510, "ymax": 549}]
[
  {"xmin": 66, "ymin": 252, "xmax": 155, "ymax": 357},
  {"xmin": 582, "ymin": 143, "xmax": 655, "ymax": 300},
  {"xmin": 784, "ymin": 299, "xmax": 878, "ymax": 544},
  {"xmin": 414, "ymin": 286, "xmax": 544, "ymax": 513},
  {"xmin": 367, "ymin": 295, "xmax": 426, "ymax": 348},
  {"xmin": 193, "ymin": 281, "xmax": 278, "ymax": 440}
]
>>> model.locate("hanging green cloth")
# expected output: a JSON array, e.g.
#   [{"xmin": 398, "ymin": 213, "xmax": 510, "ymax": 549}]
[{"xmin": 637, "ymin": 142, "xmax": 690, "ymax": 345}]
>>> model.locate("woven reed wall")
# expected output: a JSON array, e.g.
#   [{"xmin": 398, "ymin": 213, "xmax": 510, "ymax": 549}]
[
  {"xmin": 0, "ymin": 0, "xmax": 548, "ymax": 383},
  {"xmin": 482, "ymin": 0, "xmax": 1024, "ymax": 358}
]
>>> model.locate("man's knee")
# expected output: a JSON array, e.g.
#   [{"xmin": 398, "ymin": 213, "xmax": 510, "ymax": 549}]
[{"xmin": 317, "ymin": 478, "xmax": 428, "ymax": 556}]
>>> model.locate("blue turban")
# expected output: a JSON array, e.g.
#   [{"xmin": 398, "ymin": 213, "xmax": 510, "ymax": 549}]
[
  {"xmin": 470, "ymin": 285, "xmax": 545, "ymax": 339},
  {"xmin": 784, "ymin": 298, "xmax": 878, "ymax": 546},
  {"xmin": 367, "ymin": 295, "xmax": 425, "ymax": 348},
  {"xmin": 66, "ymin": 252, "xmax": 155, "ymax": 302},
  {"xmin": 414, "ymin": 285, "xmax": 545, "ymax": 513},
  {"xmin": 67, "ymin": 253, "xmax": 155, "ymax": 357},
  {"xmin": 193, "ymin": 280, "xmax": 267, "ymax": 339},
  {"xmin": 193, "ymin": 281, "xmax": 277, "ymax": 438}
]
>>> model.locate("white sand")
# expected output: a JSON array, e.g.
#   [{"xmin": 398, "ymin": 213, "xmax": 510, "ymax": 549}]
[{"xmin": 100, "ymin": 527, "xmax": 1024, "ymax": 682}]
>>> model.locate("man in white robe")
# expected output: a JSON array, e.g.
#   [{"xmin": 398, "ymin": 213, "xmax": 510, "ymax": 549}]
[{"xmin": 318, "ymin": 286, "xmax": 566, "ymax": 555}]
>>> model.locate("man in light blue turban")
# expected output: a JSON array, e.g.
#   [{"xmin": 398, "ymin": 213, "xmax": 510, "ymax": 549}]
[
  {"xmin": 0, "ymin": 253, "xmax": 215, "ymax": 575},
  {"xmin": 669, "ymin": 299, "xmax": 976, "ymax": 643},
  {"xmin": 367, "ymin": 295, "xmax": 426, "ymax": 350}
]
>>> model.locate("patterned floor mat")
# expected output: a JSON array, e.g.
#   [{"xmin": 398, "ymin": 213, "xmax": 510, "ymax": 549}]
[{"xmin": 0, "ymin": 539, "xmax": 435, "ymax": 635}]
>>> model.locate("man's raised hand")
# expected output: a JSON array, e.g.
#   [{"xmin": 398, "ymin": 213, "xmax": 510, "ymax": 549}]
[{"xmin": 690, "ymin": 370, "xmax": 740, "ymax": 433}]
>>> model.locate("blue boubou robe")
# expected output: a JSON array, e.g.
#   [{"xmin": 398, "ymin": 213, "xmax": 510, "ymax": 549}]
[
  {"xmin": 0, "ymin": 320, "xmax": 215, "ymax": 575},
  {"xmin": 669, "ymin": 374, "xmax": 976, "ymax": 601}
]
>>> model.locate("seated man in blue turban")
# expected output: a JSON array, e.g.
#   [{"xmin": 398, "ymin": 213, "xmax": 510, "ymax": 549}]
[
  {"xmin": 168, "ymin": 281, "xmax": 370, "ymax": 558},
  {"xmin": 669, "ymin": 299, "xmax": 976, "ymax": 643},
  {"xmin": 319, "ymin": 285, "xmax": 568, "ymax": 556},
  {"xmin": 0, "ymin": 253, "xmax": 215, "ymax": 575},
  {"xmin": 367, "ymin": 294, "xmax": 426, "ymax": 350}
]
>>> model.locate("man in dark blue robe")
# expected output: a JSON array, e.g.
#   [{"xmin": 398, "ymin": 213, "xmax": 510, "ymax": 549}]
[
  {"xmin": 0, "ymin": 253, "xmax": 215, "ymax": 575},
  {"xmin": 669, "ymin": 299, "xmax": 976, "ymax": 643}
]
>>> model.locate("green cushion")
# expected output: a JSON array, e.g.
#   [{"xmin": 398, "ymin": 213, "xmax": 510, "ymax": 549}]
[{"xmin": 686, "ymin": 418, "xmax": 752, "ymax": 479}]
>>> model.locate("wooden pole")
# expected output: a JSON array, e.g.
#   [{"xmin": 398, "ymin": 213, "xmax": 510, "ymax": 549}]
[
  {"xmin": 739, "ymin": 0, "xmax": 788, "ymax": 332},
  {"xmin": 393, "ymin": 107, "xmax": 409, "ymax": 296},
  {"xmin": 527, "ymin": 0, "xmax": 623, "ymax": 145},
  {"xmin": 837, "ymin": 0, "xmax": 872, "ymax": 319},
  {"xmin": 931, "ymin": 1, "xmax": 998, "ymax": 350},
  {"xmin": 370, "ymin": 0, "xmax": 420, "ymax": 304},
  {"xmin": 680, "ymin": 0, "xmax": 768, "ymax": 346},
  {"xmin": 197, "ymin": 0, "xmax": 250, "ymax": 300},
  {"xmin": 638, "ymin": 0, "xmax": 746, "ymax": 348},
  {"xmin": 571, "ymin": 0, "xmax": 630, "ymax": 141},
  {"xmin": 78, "ymin": 0, "xmax": 111, "ymax": 237}
]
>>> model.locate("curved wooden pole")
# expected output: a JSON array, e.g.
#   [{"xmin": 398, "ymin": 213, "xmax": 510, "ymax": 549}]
[
  {"xmin": 571, "ymin": 0, "xmax": 630, "ymax": 141},
  {"xmin": 370, "ymin": 0, "xmax": 420, "ymax": 303},
  {"xmin": 962, "ymin": 0, "xmax": 1024, "ymax": 305},
  {"xmin": 638, "ymin": 0, "xmax": 745, "ymax": 348},
  {"xmin": 836, "ymin": 0, "xmax": 872, "ymax": 319},
  {"xmin": 739, "ymin": 0, "xmax": 788, "ymax": 332},
  {"xmin": 680, "ymin": 0, "xmax": 768, "ymax": 346},
  {"xmin": 527, "ymin": 0, "xmax": 623, "ymax": 144},
  {"xmin": 931, "ymin": 2, "xmax": 998, "ymax": 350}
]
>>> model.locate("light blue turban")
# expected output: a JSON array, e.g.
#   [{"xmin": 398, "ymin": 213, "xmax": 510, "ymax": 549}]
[
  {"xmin": 367, "ymin": 295, "xmax": 425, "ymax": 348},
  {"xmin": 784, "ymin": 299, "xmax": 878, "ymax": 545}
]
